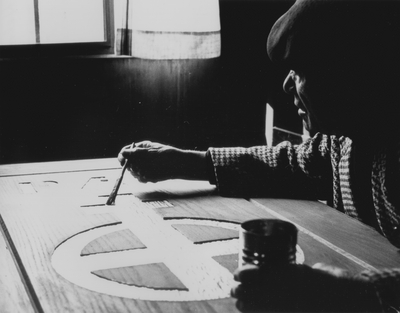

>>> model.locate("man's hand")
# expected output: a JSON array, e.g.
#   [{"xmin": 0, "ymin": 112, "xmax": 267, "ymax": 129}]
[
  {"xmin": 231, "ymin": 263, "xmax": 381, "ymax": 312},
  {"xmin": 118, "ymin": 141, "xmax": 208, "ymax": 183}
]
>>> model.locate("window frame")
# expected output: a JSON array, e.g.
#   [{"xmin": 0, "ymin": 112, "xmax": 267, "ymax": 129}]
[{"xmin": 0, "ymin": 0, "xmax": 115, "ymax": 58}]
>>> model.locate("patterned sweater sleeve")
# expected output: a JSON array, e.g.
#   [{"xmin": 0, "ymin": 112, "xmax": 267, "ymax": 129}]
[{"xmin": 207, "ymin": 133, "xmax": 333, "ymax": 198}]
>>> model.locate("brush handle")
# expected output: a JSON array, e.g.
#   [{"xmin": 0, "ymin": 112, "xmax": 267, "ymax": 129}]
[{"xmin": 106, "ymin": 143, "xmax": 134, "ymax": 205}]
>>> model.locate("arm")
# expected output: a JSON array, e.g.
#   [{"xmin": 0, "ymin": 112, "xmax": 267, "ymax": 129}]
[
  {"xmin": 208, "ymin": 132, "xmax": 333, "ymax": 198},
  {"xmin": 119, "ymin": 133, "xmax": 333, "ymax": 197}
]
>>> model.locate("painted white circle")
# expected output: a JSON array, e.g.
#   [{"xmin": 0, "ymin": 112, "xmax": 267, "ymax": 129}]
[{"xmin": 52, "ymin": 218, "xmax": 304, "ymax": 302}]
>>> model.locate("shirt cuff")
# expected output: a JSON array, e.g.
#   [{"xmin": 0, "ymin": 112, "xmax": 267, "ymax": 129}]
[{"xmin": 205, "ymin": 149, "xmax": 216, "ymax": 185}]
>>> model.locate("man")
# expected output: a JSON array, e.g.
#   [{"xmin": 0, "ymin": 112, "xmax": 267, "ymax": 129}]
[{"xmin": 118, "ymin": 0, "xmax": 400, "ymax": 311}]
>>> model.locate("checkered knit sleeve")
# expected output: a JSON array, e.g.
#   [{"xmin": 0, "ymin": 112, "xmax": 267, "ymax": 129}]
[
  {"xmin": 359, "ymin": 269, "xmax": 400, "ymax": 312},
  {"xmin": 207, "ymin": 133, "xmax": 333, "ymax": 197}
]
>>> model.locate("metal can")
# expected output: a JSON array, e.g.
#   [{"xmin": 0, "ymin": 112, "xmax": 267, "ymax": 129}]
[{"xmin": 239, "ymin": 219, "xmax": 298, "ymax": 267}]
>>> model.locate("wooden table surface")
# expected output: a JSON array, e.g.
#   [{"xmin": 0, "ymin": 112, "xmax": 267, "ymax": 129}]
[{"xmin": 1, "ymin": 158, "xmax": 399, "ymax": 313}]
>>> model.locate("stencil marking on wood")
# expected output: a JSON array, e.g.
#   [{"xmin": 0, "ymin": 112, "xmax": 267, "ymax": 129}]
[
  {"xmin": 81, "ymin": 176, "xmax": 110, "ymax": 195},
  {"xmin": 51, "ymin": 199, "xmax": 241, "ymax": 301},
  {"xmin": 52, "ymin": 193, "xmax": 305, "ymax": 302},
  {"xmin": 18, "ymin": 180, "xmax": 61, "ymax": 194},
  {"xmin": 81, "ymin": 229, "xmax": 146, "ymax": 256},
  {"xmin": 92, "ymin": 263, "xmax": 188, "ymax": 290},
  {"xmin": 172, "ymin": 224, "xmax": 239, "ymax": 244},
  {"xmin": 18, "ymin": 182, "xmax": 37, "ymax": 194},
  {"xmin": 81, "ymin": 177, "xmax": 107, "ymax": 189},
  {"xmin": 212, "ymin": 254, "xmax": 239, "ymax": 274}
]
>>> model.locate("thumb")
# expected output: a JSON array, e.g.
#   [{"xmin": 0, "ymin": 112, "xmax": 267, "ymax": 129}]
[
  {"xmin": 117, "ymin": 143, "xmax": 136, "ymax": 166},
  {"xmin": 312, "ymin": 263, "xmax": 350, "ymax": 278},
  {"xmin": 135, "ymin": 140, "xmax": 153, "ymax": 148}
]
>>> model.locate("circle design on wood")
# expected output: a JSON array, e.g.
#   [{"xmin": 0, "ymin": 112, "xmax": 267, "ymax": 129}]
[
  {"xmin": 52, "ymin": 214, "xmax": 304, "ymax": 302},
  {"xmin": 52, "ymin": 219, "xmax": 241, "ymax": 301}
]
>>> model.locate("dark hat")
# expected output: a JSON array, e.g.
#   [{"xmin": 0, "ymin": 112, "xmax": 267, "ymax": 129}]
[{"xmin": 267, "ymin": 0, "xmax": 400, "ymax": 73}]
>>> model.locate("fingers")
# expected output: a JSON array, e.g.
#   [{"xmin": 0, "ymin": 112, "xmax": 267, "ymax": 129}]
[
  {"xmin": 116, "ymin": 140, "xmax": 179, "ymax": 183},
  {"xmin": 232, "ymin": 263, "xmax": 353, "ymax": 312},
  {"xmin": 234, "ymin": 264, "xmax": 299, "ymax": 284},
  {"xmin": 232, "ymin": 281, "xmax": 284, "ymax": 313},
  {"xmin": 118, "ymin": 142, "xmax": 151, "ymax": 167},
  {"xmin": 231, "ymin": 264, "xmax": 312, "ymax": 311},
  {"xmin": 117, "ymin": 143, "xmax": 145, "ymax": 182},
  {"xmin": 235, "ymin": 299, "xmax": 276, "ymax": 313},
  {"xmin": 233, "ymin": 264, "xmax": 263, "ymax": 283},
  {"xmin": 232, "ymin": 265, "xmax": 276, "ymax": 303},
  {"xmin": 117, "ymin": 141, "xmax": 164, "ymax": 183},
  {"xmin": 231, "ymin": 283, "xmax": 268, "ymax": 308},
  {"xmin": 312, "ymin": 262, "xmax": 350, "ymax": 278},
  {"xmin": 124, "ymin": 149, "xmax": 149, "ymax": 181},
  {"xmin": 117, "ymin": 143, "xmax": 136, "ymax": 166},
  {"xmin": 231, "ymin": 281, "xmax": 262, "ymax": 300},
  {"xmin": 135, "ymin": 140, "xmax": 153, "ymax": 148},
  {"xmin": 132, "ymin": 171, "xmax": 148, "ymax": 183}
]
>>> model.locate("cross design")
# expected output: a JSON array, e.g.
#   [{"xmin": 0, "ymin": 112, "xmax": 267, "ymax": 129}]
[
  {"xmin": 52, "ymin": 195, "xmax": 304, "ymax": 302},
  {"xmin": 52, "ymin": 196, "xmax": 241, "ymax": 301}
]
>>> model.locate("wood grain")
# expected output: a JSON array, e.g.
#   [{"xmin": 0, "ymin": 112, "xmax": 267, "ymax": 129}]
[
  {"xmin": 0, "ymin": 164, "xmax": 237, "ymax": 313},
  {"xmin": 0, "ymin": 158, "xmax": 120, "ymax": 177},
  {"xmin": 212, "ymin": 254, "xmax": 239, "ymax": 274},
  {"xmin": 81, "ymin": 229, "xmax": 146, "ymax": 256},
  {"xmin": 250, "ymin": 198, "xmax": 400, "ymax": 271},
  {"xmin": 154, "ymin": 195, "xmax": 273, "ymax": 223},
  {"xmin": 0, "ymin": 216, "xmax": 35, "ymax": 313},
  {"xmin": 1, "ymin": 158, "xmax": 399, "ymax": 313},
  {"xmin": 171, "ymin": 224, "xmax": 239, "ymax": 244},
  {"xmin": 92, "ymin": 263, "xmax": 188, "ymax": 290}
]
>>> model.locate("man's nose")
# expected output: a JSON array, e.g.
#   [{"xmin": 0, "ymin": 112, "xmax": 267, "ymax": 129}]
[{"xmin": 283, "ymin": 71, "xmax": 295, "ymax": 94}]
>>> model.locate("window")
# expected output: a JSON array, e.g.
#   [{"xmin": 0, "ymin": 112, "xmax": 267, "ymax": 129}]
[{"xmin": 0, "ymin": 0, "xmax": 114, "ymax": 57}]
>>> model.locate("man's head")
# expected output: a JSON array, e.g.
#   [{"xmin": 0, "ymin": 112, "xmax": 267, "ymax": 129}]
[{"xmin": 267, "ymin": 0, "xmax": 400, "ymax": 138}]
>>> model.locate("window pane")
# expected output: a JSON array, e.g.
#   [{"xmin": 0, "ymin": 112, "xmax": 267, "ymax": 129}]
[
  {"xmin": 39, "ymin": 0, "xmax": 105, "ymax": 44},
  {"xmin": 0, "ymin": 0, "xmax": 36, "ymax": 45}
]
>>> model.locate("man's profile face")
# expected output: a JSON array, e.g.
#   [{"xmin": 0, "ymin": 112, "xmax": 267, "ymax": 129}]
[
  {"xmin": 283, "ymin": 70, "xmax": 320, "ymax": 136},
  {"xmin": 282, "ymin": 69, "xmax": 341, "ymax": 137}
]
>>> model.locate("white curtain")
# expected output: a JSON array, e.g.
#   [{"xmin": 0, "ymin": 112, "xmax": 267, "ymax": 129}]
[{"xmin": 114, "ymin": 0, "xmax": 221, "ymax": 59}]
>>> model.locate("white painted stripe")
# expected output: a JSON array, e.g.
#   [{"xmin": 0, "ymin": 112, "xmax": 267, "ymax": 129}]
[
  {"xmin": 249, "ymin": 199, "xmax": 377, "ymax": 271},
  {"xmin": 52, "ymin": 196, "xmax": 241, "ymax": 301}
]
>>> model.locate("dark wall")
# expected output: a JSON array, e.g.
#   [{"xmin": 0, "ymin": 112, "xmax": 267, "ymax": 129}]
[
  {"xmin": 0, "ymin": 57, "xmax": 136, "ymax": 163},
  {"xmin": 216, "ymin": 0, "xmax": 300, "ymax": 144},
  {"xmin": 0, "ymin": 0, "xmax": 298, "ymax": 164}
]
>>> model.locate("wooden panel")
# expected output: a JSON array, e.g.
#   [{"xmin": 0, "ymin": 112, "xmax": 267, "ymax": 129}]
[
  {"xmin": 92, "ymin": 263, "xmax": 188, "ymax": 290},
  {"xmin": 0, "ymin": 218, "xmax": 35, "ymax": 313},
  {"xmin": 0, "ymin": 158, "xmax": 119, "ymax": 177},
  {"xmin": 152, "ymin": 195, "xmax": 382, "ymax": 274},
  {"xmin": 0, "ymin": 166, "xmax": 238, "ymax": 313},
  {"xmin": 213, "ymin": 254, "xmax": 239, "ymax": 274},
  {"xmin": 1, "ymin": 159, "xmax": 399, "ymax": 312},
  {"xmin": 81, "ymin": 229, "xmax": 146, "ymax": 256},
  {"xmin": 250, "ymin": 198, "xmax": 400, "ymax": 271},
  {"xmin": 172, "ymin": 224, "xmax": 239, "ymax": 244},
  {"xmin": 155, "ymin": 195, "xmax": 273, "ymax": 223}
]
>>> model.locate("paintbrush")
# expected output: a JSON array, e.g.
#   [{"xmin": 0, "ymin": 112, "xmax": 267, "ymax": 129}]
[{"xmin": 106, "ymin": 143, "xmax": 135, "ymax": 205}]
